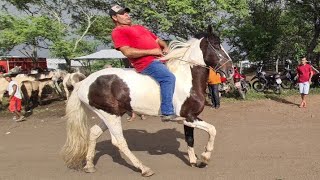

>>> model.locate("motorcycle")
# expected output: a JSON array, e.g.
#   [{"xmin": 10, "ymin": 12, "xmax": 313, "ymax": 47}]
[
  {"xmin": 251, "ymin": 64, "xmax": 282, "ymax": 94},
  {"xmin": 217, "ymin": 68, "xmax": 250, "ymax": 99},
  {"xmin": 233, "ymin": 67, "xmax": 251, "ymax": 99},
  {"xmin": 311, "ymin": 72, "xmax": 320, "ymax": 87},
  {"xmin": 280, "ymin": 59, "xmax": 298, "ymax": 89}
]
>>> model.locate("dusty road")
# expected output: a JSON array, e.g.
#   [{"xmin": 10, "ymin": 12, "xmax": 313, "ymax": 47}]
[{"xmin": 0, "ymin": 94, "xmax": 319, "ymax": 180}]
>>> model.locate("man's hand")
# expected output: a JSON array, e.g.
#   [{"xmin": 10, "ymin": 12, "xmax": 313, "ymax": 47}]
[
  {"xmin": 150, "ymin": 48, "xmax": 164, "ymax": 57},
  {"xmin": 162, "ymin": 47, "xmax": 169, "ymax": 55}
]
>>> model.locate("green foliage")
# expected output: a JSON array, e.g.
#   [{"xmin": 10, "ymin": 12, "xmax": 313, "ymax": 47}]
[
  {"xmin": 85, "ymin": 16, "xmax": 114, "ymax": 45},
  {"xmin": 121, "ymin": 0, "xmax": 249, "ymax": 39},
  {"xmin": 222, "ymin": 87, "xmax": 320, "ymax": 102}
]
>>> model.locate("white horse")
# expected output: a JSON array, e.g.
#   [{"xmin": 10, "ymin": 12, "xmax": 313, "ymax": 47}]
[
  {"xmin": 51, "ymin": 69, "xmax": 86, "ymax": 100},
  {"xmin": 61, "ymin": 26, "xmax": 234, "ymax": 176},
  {"xmin": 62, "ymin": 72, "xmax": 86, "ymax": 99},
  {"xmin": 1, "ymin": 72, "xmax": 60, "ymax": 109}
]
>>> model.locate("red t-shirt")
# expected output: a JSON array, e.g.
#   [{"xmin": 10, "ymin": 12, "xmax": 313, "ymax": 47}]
[
  {"xmin": 111, "ymin": 25, "xmax": 160, "ymax": 72},
  {"xmin": 296, "ymin": 64, "xmax": 312, "ymax": 83}
]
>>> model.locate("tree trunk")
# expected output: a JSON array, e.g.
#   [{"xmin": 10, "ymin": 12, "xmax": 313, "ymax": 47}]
[{"xmin": 64, "ymin": 56, "xmax": 71, "ymax": 72}]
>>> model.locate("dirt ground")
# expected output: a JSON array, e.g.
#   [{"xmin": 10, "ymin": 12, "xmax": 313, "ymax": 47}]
[{"xmin": 0, "ymin": 94, "xmax": 320, "ymax": 180}]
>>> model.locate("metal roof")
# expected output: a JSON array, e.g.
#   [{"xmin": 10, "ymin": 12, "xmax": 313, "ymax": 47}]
[{"xmin": 73, "ymin": 49, "xmax": 126, "ymax": 60}]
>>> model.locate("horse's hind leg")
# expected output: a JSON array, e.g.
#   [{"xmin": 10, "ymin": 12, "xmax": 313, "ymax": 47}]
[
  {"xmin": 184, "ymin": 118, "xmax": 216, "ymax": 167},
  {"xmin": 104, "ymin": 115, "xmax": 154, "ymax": 177},
  {"xmin": 83, "ymin": 121, "xmax": 108, "ymax": 173}
]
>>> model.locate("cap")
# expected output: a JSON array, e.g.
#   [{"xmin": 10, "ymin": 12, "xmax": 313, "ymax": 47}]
[
  {"xmin": 109, "ymin": 4, "xmax": 130, "ymax": 16},
  {"xmin": 301, "ymin": 57, "xmax": 308, "ymax": 62}
]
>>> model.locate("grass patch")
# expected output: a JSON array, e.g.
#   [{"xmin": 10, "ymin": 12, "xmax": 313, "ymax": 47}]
[{"xmin": 221, "ymin": 87, "xmax": 320, "ymax": 103}]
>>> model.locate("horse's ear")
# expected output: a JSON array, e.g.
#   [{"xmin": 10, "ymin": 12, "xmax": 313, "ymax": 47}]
[{"xmin": 207, "ymin": 25, "xmax": 213, "ymax": 35}]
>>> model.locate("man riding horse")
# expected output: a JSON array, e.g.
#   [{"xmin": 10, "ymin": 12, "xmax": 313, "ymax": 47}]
[{"xmin": 110, "ymin": 4, "xmax": 178, "ymax": 121}]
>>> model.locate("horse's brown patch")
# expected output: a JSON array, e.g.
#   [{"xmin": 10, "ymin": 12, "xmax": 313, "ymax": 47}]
[
  {"xmin": 179, "ymin": 66, "xmax": 208, "ymax": 121},
  {"xmin": 88, "ymin": 74, "xmax": 132, "ymax": 116}
]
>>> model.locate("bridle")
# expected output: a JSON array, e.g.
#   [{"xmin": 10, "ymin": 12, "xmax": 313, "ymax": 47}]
[
  {"xmin": 169, "ymin": 38, "xmax": 232, "ymax": 72},
  {"xmin": 206, "ymin": 37, "xmax": 232, "ymax": 71}
]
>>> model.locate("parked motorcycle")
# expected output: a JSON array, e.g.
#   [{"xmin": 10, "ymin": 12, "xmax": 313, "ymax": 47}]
[
  {"xmin": 251, "ymin": 64, "xmax": 282, "ymax": 94},
  {"xmin": 217, "ymin": 68, "xmax": 250, "ymax": 99},
  {"xmin": 280, "ymin": 60, "xmax": 298, "ymax": 89},
  {"xmin": 233, "ymin": 67, "xmax": 251, "ymax": 99},
  {"xmin": 311, "ymin": 72, "xmax": 320, "ymax": 87}
]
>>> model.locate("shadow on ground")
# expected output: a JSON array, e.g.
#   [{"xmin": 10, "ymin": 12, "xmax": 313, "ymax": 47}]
[
  {"xmin": 95, "ymin": 128, "xmax": 187, "ymax": 172},
  {"xmin": 265, "ymin": 94, "xmax": 299, "ymax": 107}
]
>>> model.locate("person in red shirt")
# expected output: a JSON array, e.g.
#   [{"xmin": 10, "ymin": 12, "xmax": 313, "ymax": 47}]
[
  {"xmin": 110, "ymin": 4, "xmax": 177, "ymax": 121},
  {"xmin": 296, "ymin": 57, "xmax": 314, "ymax": 108}
]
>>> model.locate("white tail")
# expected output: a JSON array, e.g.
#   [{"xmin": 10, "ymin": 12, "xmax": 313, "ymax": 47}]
[{"xmin": 61, "ymin": 85, "xmax": 89, "ymax": 169}]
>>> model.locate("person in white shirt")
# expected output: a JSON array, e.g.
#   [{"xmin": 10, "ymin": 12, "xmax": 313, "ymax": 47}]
[{"xmin": 4, "ymin": 74, "xmax": 25, "ymax": 122}]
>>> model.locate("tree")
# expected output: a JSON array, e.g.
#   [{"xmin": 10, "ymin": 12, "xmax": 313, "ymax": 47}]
[
  {"xmin": 1, "ymin": 0, "xmax": 105, "ymax": 71},
  {"xmin": 286, "ymin": 0, "xmax": 320, "ymax": 65},
  {"xmin": 0, "ymin": 14, "xmax": 62, "ymax": 65}
]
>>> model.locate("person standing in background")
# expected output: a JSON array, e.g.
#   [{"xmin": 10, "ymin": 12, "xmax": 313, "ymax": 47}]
[
  {"xmin": 4, "ymin": 74, "xmax": 25, "ymax": 122},
  {"xmin": 208, "ymin": 68, "xmax": 221, "ymax": 109},
  {"xmin": 296, "ymin": 57, "xmax": 314, "ymax": 108}
]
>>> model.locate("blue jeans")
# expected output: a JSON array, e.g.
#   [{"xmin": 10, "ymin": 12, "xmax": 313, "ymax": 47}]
[
  {"xmin": 141, "ymin": 60, "xmax": 176, "ymax": 115},
  {"xmin": 208, "ymin": 84, "xmax": 220, "ymax": 107}
]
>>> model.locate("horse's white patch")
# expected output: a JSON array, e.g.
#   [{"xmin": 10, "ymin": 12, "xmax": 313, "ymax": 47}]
[{"xmin": 77, "ymin": 38, "xmax": 204, "ymax": 116}]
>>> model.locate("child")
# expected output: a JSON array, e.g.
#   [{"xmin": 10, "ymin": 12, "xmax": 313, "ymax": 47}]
[{"xmin": 3, "ymin": 73, "xmax": 25, "ymax": 122}]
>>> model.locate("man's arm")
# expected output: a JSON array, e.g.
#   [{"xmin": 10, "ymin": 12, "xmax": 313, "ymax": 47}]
[
  {"xmin": 309, "ymin": 68, "xmax": 314, "ymax": 83},
  {"xmin": 119, "ymin": 46, "xmax": 163, "ymax": 59},
  {"xmin": 9, "ymin": 84, "xmax": 17, "ymax": 100}
]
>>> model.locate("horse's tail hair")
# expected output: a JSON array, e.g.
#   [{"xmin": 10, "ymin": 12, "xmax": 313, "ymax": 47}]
[{"xmin": 61, "ymin": 85, "xmax": 89, "ymax": 169}]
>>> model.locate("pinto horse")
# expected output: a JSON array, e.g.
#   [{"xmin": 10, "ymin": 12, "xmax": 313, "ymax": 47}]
[{"xmin": 61, "ymin": 26, "xmax": 234, "ymax": 176}]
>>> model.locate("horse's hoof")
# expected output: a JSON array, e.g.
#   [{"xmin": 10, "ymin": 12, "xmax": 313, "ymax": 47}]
[
  {"xmin": 83, "ymin": 167, "xmax": 97, "ymax": 173},
  {"xmin": 141, "ymin": 169, "xmax": 155, "ymax": 177},
  {"xmin": 190, "ymin": 163, "xmax": 197, "ymax": 167},
  {"xmin": 196, "ymin": 162, "xmax": 208, "ymax": 168}
]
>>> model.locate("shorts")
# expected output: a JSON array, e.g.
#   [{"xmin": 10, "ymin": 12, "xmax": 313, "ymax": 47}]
[
  {"xmin": 9, "ymin": 96, "xmax": 22, "ymax": 112},
  {"xmin": 298, "ymin": 82, "xmax": 310, "ymax": 95}
]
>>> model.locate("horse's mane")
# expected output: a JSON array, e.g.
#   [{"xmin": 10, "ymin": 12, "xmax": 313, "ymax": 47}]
[
  {"xmin": 162, "ymin": 38, "xmax": 198, "ymax": 61},
  {"xmin": 162, "ymin": 38, "xmax": 205, "ymax": 72}
]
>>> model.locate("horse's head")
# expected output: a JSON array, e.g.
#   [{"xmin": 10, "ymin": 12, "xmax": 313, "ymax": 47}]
[
  {"xmin": 52, "ymin": 69, "xmax": 68, "ymax": 82},
  {"xmin": 198, "ymin": 25, "xmax": 234, "ymax": 79}
]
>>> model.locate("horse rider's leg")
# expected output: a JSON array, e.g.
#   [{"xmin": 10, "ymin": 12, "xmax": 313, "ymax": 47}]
[
  {"xmin": 183, "ymin": 117, "xmax": 216, "ymax": 167},
  {"xmin": 104, "ymin": 115, "xmax": 154, "ymax": 177},
  {"xmin": 83, "ymin": 121, "xmax": 108, "ymax": 173},
  {"xmin": 127, "ymin": 111, "xmax": 136, "ymax": 122},
  {"xmin": 184, "ymin": 125, "xmax": 197, "ymax": 166}
]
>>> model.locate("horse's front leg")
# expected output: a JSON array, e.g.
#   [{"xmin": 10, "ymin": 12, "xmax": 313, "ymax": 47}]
[
  {"xmin": 184, "ymin": 125, "xmax": 197, "ymax": 167},
  {"xmin": 183, "ymin": 117, "xmax": 216, "ymax": 167}
]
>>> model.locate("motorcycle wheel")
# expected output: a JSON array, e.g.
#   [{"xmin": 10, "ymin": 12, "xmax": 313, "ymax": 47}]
[
  {"xmin": 281, "ymin": 78, "xmax": 292, "ymax": 89},
  {"xmin": 252, "ymin": 80, "xmax": 265, "ymax": 92},
  {"xmin": 238, "ymin": 88, "xmax": 246, "ymax": 99},
  {"xmin": 273, "ymin": 85, "xmax": 281, "ymax": 94},
  {"xmin": 246, "ymin": 81, "xmax": 251, "ymax": 90}
]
